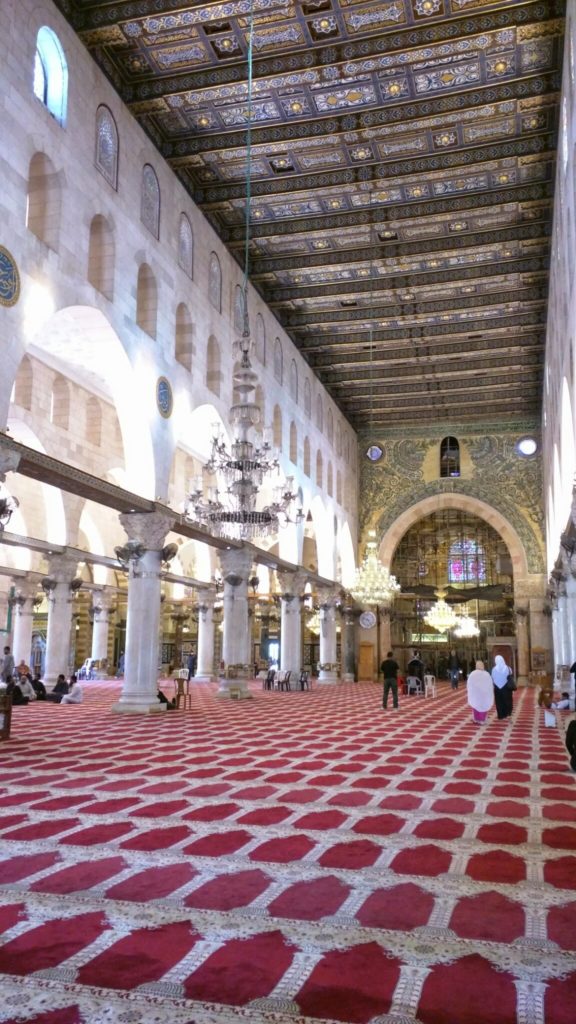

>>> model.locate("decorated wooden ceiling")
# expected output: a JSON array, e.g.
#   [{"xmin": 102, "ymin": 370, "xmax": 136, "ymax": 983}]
[{"xmin": 55, "ymin": 0, "xmax": 563, "ymax": 431}]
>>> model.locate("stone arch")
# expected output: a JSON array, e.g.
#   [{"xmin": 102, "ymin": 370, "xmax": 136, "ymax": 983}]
[
  {"xmin": 379, "ymin": 493, "xmax": 529, "ymax": 583},
  {"xmin": 88, "ymin": 214, "xmax": 114, "ymax": 300},
  {"xmin": 95, "ymin": 105, "xmax": 118, "ymax": 188},
  {"xmin": 303, "ymin": 436, "xmax": 311, "ymax": 476},
  {"xmin": 289, "ymin": 421, "xmax": 297, "ymax": 464},
  {"xmin": 26, "ymin": 151, "xmax": 61, "ymax": 250},
  {"xmin": 206, "ymin": 335, "xmax": 221, "ymax": 397},
  {"xmin": 141, "ymin": 163, "xmax": 160, "ymax": 238},
  {"xmin": 136, "ymin": 263, "xmax": 157, "ymax": 338},
  {"xmin": 178, "ymin": 213, "xmax": 194, "ymax": 278},
  {"xmin": 316, "ymin": 449, "xmax": 323, "ymax": 488},
  {"xmin": 209, "ymin": 252, "xmax": 222, "ymax": 312},
  {"xmin": 273, "ymin": 404, "xmax": 283, "ymax": 450},
  {"xmin": 175, "ymin": 302, "xmax": 194, "ymax": 371},
  {"xmin": 12, "ymin": 355, "xmax": 33, "ymax": 410}
]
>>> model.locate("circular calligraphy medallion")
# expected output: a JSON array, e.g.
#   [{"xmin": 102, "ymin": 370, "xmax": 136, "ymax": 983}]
[
  {"xmin": 156, "ymin": 376, "xmax": 173, "ymax": 418},
  {"xmin": 359, "ymin": 610, "xmax": 377, "ymax": 629},
  {"xmin": 0, "ymin": 246, "xmax": 20, "ymax": 307}
]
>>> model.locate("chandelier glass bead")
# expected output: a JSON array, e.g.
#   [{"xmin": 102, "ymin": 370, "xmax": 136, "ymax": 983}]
[
  {"xmin": 350, "ymin": 530, "xmax": 401, "ymax": 606},
  {"xmin": 454, "ymin": 611, "xmax": 480, "ymax": 638}
]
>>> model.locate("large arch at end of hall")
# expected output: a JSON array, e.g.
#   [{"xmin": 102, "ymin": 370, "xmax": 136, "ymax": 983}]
[{"xmin": 378, "ymin": 493, "xmax": 530, "ymax": 583}]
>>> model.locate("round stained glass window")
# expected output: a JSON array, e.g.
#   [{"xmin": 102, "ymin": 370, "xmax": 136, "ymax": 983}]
[{"xmin": 515, "ymin": 436, "xmax": 538, "ymax": 457}]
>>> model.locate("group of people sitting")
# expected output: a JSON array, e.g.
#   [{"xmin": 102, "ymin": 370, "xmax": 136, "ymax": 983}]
[{"xmin": 3, "ymin": 667, "xmax": 83, "ymax": 706}]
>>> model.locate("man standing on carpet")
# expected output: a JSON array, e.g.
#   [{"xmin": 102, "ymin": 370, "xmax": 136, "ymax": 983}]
[
  {"xmin": 187, "ymin": 647, "xmax": 197, "ymax": 681},
  {"xmin": 381, "ymin": 651, "xmax": 400, "ymax": 710},
  {"xmin": 1, "ymin": 646, "xmax": 15, "ymax": 683}
]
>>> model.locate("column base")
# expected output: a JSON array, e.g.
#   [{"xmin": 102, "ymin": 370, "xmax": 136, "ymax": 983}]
[
  {"xmin": 215, "ymin": 677, "xmax": 253, "ymax": 700},
  {"xmin": 318, "ymin": 671, "xmax": 339, "ymax": 684},
  {"xmin": 342, "ymin": 672, "xmax": 355, "ymax": 682},
  {"xmin": 111, "ymin": 700, "xmax": 167, "ymax": 715}
]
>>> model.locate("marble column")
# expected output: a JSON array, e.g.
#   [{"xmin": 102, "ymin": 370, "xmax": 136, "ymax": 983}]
[
  {"xmin": 318, "ymin": 589, "xmax": 339, "ymax": 684},
  {"xmin": 565, "ymin": 575, "xmax": 576, "ymax": 671},
  {"xmin": 379, "ymin": 606, "xmax": 392, "ymax": 663},
  {"xmin": 195, "ymin": 589, "xmax": 216, "ymax": 682},
  {"xmin": 514, "ymin": 605, "xmax": 530, "ymax": 685},
  {"xmin": 112, "ymin": 512, "xmax": 174, "ymax": 714},
  {"xmin": 556, "ymin": 584, "xmax": 570, "ymax": 667},
  {"xmin": 43, "ymin": 553, "xmax": 80, "ymax": 687},
  {"xmin": 341, "ymin": 603, "xmax": 356, "ymax": 682},
  {"xmin": 278, "ymin": 571, "xmax": 306, "ymax": 678},
  {"xmin": 528, "ymin": 598, "xmax": 553, "ymax": 673},
  {"xmin": 218, "ymin": 548, "xmax": 254, "ymax": 699},
  {"xmin": 10, "ymin": 580, "xmax": 39, "ymax": 668},
  {"xmin": 90, "ymin": 590, "xmax": 115, "ymax": 676}
]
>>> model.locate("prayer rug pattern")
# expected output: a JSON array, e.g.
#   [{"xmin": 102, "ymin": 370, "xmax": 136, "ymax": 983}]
[{"xmin": 0, "ymin": 681, "xmax": 574, "ymax": 1024}]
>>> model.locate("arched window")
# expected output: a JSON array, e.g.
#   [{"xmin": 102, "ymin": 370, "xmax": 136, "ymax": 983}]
[
  {"xmin": 26, "ymin": 152, "xmax": 61, "ymax": 250},
  {"xmin": 50, "ymin": 375, "xmax": 70, "ymax": 429},
  {"xmin": 178, "ymin": 213, "xmax": 194, "ymax": 278},
  {"xmin": 316, "ymin": 450, "xmax": 323, "ymax": 488},
  {"xmin": 13, "ymin": 356, "xmax": 33, "ymax": 410},
  {"xmin": 136, "ymin": 263, "xmax": 158, "ymax": 338},
  {"xmin": 448, "ymin": 538, "xmax": 486, "ymax": 584},
  {"xmin": 289, "ymin": 421, "xmax": 298, "ymax": 464},
  {"xmin": 327, "ymin": 408, "xmax": 334, "ymax": 445},
  {"xmin": 234, "ymin": 285, "xmax": 245, "ymax": 333},
  {"xmin": 255, "ymin": 314, "xmax": 266, "ymax": 364},
  {"xmin": 140, "ymin": 164, "xmax": 160, "ymax": 238},
  {"xmin": 85, "ymin": 396, "xmax": 102, "ymax": 447},
  {"xmin": 336, "ymin": 420, "xmax": 342, "ymax": 457},
  {"xmin": 274, "ymin": 338, "xmax": 283, "ymax": 384},
  {"xmin": 254, "ymin": 384, "xmax": 265, "ymax": 432},
  {"xmin": 327, "ymin": 462, "xmax": 333, "ymax": 497},
  {"xmin": 304, "ymin": 378, "xmax": 311, "ymax": 418},
  {"xmin": 95, "ymin": 105, "xmax": 118, "ymax": 188},
  {"xmin": 88, "ymin": 214, "xmax": 114, "ymax": 299},
  {"xmin": 316, "ymin": 394, "xmax": 323, "ymax": 433},
  {"xmin": 303, "ymin": 437, "xmax": 311, "ymax": 476},
  {"xmin": 175, "ymin": 303, "xmax": 193, "ymax": 371},
  {"xmin": 209, "ymin": 252, "xmax": 222, "ymax": 312},
  {"xmin": 336, "ymin": 470, "xmax": 342, "ymax": 505},
  {"xmin": 206, "ymin": 335, "xmax": 221, "ymax": 396},
  {"xmin": 33, "ymin": 27, "xmax": 68, "ymax": 125},
  {"xmin": 273, "ymin": 405, "xmax": 283, "ymax": 450},
  {"xmin": 440, "ymin": 436, "xmax": 460, "ymax": 478},
  {"xmin": 290, "ymin": 360, "xmax": 298, "ymax": 403}
]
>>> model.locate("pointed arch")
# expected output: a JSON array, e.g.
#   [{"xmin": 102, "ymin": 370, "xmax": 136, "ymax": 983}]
[
  {"xmin": 206, "ymin": 335, "xmax": 221, "ymax": 397},
  {"xmin": 316, "ymin": 394, "xmax": 324, "ymax": 433},
  {"xmin": 273, "ymin": 404, "xmax": 283, "ymax": 450},
  {"xmin": 290, "ymin": 359, "xmax": 298, "ymax": 403},
  {"xmin": 26, "ymin": 152, "xmax": 61, "ymax": 250},
  {"xmin": 175, "ymin": 302, "xmax": 194, "ymax": 371},
  {"xmin": 178, "ymin": 213, "xmax": 194, "ymax": 278},
  {"xmin": 274, "ymin": 338, "xmax": 283, "ymax": 384},
  {"xmin": 136, "ymin": 263, "xmax": 157, "ymax": 338},
  {"xmin": 304, "ymin": 436, "xmax": 311, "ymax": 477},
  {"xmin": 304, "ymin": 378, "xmax": 312, "ymax": 418},
  {"xmin": 95, "ymin": 105, "xmax": 118, "ymax": 188},
  {"xmin": 209, "ymin": 252, "xmax": 222, "ymax": 312},
  {"xmin": 255, "ymin": 314, "xmax": 266, "ymax": 364},
  {"xmin": 327, "ymin": 408, "xmax": 334, "ymax": 445},
  {"xmin": 316, "ymin": 449, "xmax": 323, "ymax": 488},
  {"xmin": 50, "ymin": 374, "xmax": 70, "ymax": 429},
  {"xmin": 13, "ymin": 356, "xmax": 33, "ymax": 410},
  {"xmin": 440, "ymin": 436, "xmax": 460, "ymax": 478},
  {"xmin": 88, "ymin": 214, "xmax": 114, "ymax": 300},
  {"xmin": 289, "ymin": 421, "xmax": 298, "ymax": 464},
  {"xmin": 327, "ymin": 461, "xmax": 333, "ymax": 497},
  {"xmin": 141, "ymin": 164, "xmax": 160, "ymax": 238}
]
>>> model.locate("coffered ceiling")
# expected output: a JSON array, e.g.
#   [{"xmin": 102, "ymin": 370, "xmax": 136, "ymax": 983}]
[{"xmin": 54, "ymin": 0, "xmax": 563, "ymax": 431}]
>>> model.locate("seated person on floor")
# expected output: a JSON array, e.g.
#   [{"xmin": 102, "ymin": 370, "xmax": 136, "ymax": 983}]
[
  {"xmin": 18, "ymin": 674, "xmax": 37, "ymax": 701},
  {"xmin": 538, "ymin": 685, "xmax": 554, "ymax": 709},
  {"xmin": 45, "ymin": 674, "xmax": 69, "ymax": 703},
  {"xmin": 5, "ymin": 677, "xmax": 29, "ymax": 705},
  {"xmin": 61, "ymin": 679, "xmax": 83, "ymax": 705},
  {"xmin": 551, "ymin": 691, "xmax": 571, "ymax": 710},
  {"xmin": 31, "ymin": 673, "xmax": 46, "ymax": 700}
]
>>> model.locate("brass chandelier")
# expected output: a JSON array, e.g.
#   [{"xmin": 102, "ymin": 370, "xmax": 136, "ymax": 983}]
[{"xmin": 350, "ymin": 530, "xmax": 401, "ymax": 606}]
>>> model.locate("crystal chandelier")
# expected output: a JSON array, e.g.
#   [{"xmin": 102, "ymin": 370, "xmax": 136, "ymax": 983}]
[
  {"xmin": 424, "ymin": 589, "xmax": 459, "ymax": 633},
  {"xmin": 350, "ymin": 530, "xmax": 401, "ymax": 606},
  {"xmin": 454, "ymin": 610, "xmax": 480, "ymax": 638},
  {"xmin": 184, "ymin": 1, "xmax": 303, "ymax": 544}
]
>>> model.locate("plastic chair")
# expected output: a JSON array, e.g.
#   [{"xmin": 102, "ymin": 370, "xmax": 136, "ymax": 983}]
[
  {"xmin": 406, "ymin": 675, "xmax": 423, "ymax": 696},
  {"xmin": 299, "ymin": 671, "xmax": 310, "ymax": 691},
  {"xmin": 424, "ymin": 674, "xmax": 436, "ymax": 698},
  {"xmin": 173, "ymin": 677, "xmax": 192, "ymax": 710}
]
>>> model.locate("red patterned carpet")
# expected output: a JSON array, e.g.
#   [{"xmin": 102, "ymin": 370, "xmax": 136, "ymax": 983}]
[{"xmin": 0, "ymin": 680, "xmax": 575, "ymax": 1024}]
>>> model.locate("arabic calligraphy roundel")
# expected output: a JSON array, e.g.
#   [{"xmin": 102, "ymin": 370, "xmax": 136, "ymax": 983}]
[{"xmin": 0, "ymin": 246, "xmax": 20, "ymax": 307}]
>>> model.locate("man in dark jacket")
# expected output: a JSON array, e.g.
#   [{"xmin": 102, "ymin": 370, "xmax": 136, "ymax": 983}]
[
  {"xmin": 380, "ymin": 651, "xmax": 400, "ymax": 710},
  {"xmin": 566, "ymin": 717, "xmax": 576, "ymax": 772}
]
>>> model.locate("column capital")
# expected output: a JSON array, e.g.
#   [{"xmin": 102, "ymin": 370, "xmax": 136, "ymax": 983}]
[
  {"xmin": 46, "ymin": 551, "xmax": 80, "ymax": 582},
  {"xmin": 0, "ymin": 450, "xmax": 21, "ymax": 481},
  {"xmin": 218, "ymin": 547, "xmax": 253, "ymax": 582},
  {"xmin": 119, "ymin": 511, "xmax": 174, "ymax": 550},
  {"xmin": 317, "ymin": 586, "xmax": 341, "ymax": 608}
]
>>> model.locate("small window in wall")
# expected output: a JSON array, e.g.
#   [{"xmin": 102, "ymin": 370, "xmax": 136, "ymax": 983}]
[
  {"xmin": 26, "ymin": 152, "xmax": 61, "ymax": 250},
  {"xmin": 95, "ymin": 106, "xmax": 118, "ymax": 189},
  {"xmin": 206, "ymin": 335, "xmax": 221, "ymax": 396},
  {"xmin": 290, "ymin": 360, "xmax": 298, "ymax": 403},
  {"xmin": 178, "ymin": 214, "xmax": 194, "ymax": 278},
  {"xmin": 304, "ymin": 378, "xmax": 311, "ymax": 418},
  {"xmin": 273, "ymin": 405, "xmax": 283, "ymax": 450},
  {"xmin": 88, "ymin": 214, "xmax": 114, "ymax": 300},
  {"xmin": 140, "ymin": 164, "xmax": 160, "ymax": 238},
  {"xmin": 33, "ymin": 27, "xmax": 68, "ymax": 125},
  {"xmin": 289, "ymin": 421, "xmax": 298, "ymax": 463},
  {"xmin": 136, "ymin": 263, "xmax": 158, "ymax": 338},
  {"xmin": 440, "ymin": 436, "xmax": 460, "ymax": 478},
  {"xmin": 316, "ymin": 394, "xmax": 323, "ymax": 433},
  {"xmin": 274, "ymin": 338, "xmax": 283, "ymax": 384},
  {"xmin": 209, "ymin": 252, "xmax": 222, "ymax": 312},
  {"xmin": 304, "ymin": 436, "xmax": 311, "ymax": 476},
  {"xmin": 50, "ymin": 375, "xmax": 70, "ymax": 429},
  {"xmin": 316, "ymin": 450, "xmax": 323, "ymax": 488},
  {"xmin": 255, "ymin": 314, "xmax": 266, "ymax": 364}
]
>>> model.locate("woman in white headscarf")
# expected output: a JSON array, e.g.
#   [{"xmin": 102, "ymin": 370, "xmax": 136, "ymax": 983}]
[
  {"xmin": 491, "ymin": 654, "xmax": 513, "ymax": 720},
  {"xmin": 466, "ymin": 660, "xmax": 494, "ymax": 724}
]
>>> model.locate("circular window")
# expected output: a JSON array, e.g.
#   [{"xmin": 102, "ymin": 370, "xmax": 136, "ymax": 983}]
[
  {"xmin": 366, "ymin": 444, "xmax": 383, "ymax": 462},
  {"xmin": 515, "ymin": 436, "xmax": 538, "ymax": 457}
]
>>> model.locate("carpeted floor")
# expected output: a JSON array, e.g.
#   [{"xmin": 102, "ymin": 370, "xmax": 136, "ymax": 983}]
[{"xmin": 0, "ymin": 679, "xmax": 575, "ymax": 1024}]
